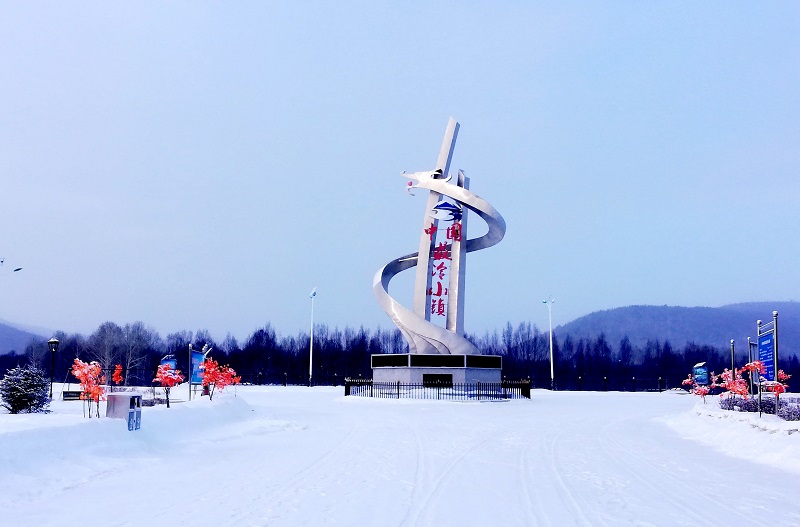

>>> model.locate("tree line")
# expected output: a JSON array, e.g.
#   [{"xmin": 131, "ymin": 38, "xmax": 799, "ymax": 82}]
[{"xmin": 1, "ymin": 320, "xmax": 798, "ymax": 391}]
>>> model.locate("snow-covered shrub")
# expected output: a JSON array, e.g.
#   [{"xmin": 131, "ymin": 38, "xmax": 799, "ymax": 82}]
[
  {"xmin": 0, "ymin": 365, "xmax": 51, "ymax": 414},
  {"xmin": 778, "ymin": 403, "xmax": 800, "ymax": 421},
  {"xmin": 736, "ymin": 398, "xmax": 760, "ymax": 413},
  {"xmin": 753, "ymin": 397, "xmax": 776, "ymax": 414},
  {"xmin": 719, "ymin": 397, "xmax": 749, "ymax": 412},
  {"xmin": 719, "ymin": 396, "xmax": 776, "ymax": 414}
]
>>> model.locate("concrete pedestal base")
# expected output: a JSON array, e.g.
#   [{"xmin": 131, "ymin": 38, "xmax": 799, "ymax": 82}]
[{"xmin": 371, "ymin": 354, "xmax": 502, "ymax": 384}]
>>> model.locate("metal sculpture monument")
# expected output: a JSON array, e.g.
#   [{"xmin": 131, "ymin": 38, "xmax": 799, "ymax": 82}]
[{"xmin": 372, "ymin": 118, "xmax": 506, "ymax": 383}]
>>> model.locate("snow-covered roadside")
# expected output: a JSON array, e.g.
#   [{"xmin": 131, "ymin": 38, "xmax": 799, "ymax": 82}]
[{"xmin": 663, "ymin": 393, "xmax": 800, "ymax": 474}]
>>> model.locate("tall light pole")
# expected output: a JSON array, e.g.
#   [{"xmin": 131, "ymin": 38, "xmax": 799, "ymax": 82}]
[
  {"xmin": 309, "ymin": 287, "xmax": 317, "ymax": 387},
  {"xmin": 47, "ymin": 337, "xmax": 59, "ymax": 399},
  {"xmin": 543, "ymin": 296, "xmax": 555, "ymax": 390}
]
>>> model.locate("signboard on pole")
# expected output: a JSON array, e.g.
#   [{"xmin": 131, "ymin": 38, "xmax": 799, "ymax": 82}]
[
  {"xmin": 191, "ymin": 350, "xmax": 205, "ymax": 384},
  {"xmin": 692, "ymin": 363, "xmax": 709, "ymax": 385},
  {"xmin": 758, "ymin": 333, "xmax": 775, "ymax": 382},
  {"xmin": 160, "ymin": 356, "xmax": 177, "ymax": 370}
]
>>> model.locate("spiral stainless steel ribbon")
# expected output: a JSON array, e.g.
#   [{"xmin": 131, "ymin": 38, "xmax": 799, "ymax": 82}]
[{"xmin": 373, "ymin": 120, "xmax": 506, "ymax": 355}]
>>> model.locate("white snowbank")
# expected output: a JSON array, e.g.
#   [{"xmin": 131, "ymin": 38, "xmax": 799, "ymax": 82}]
[
  {"xmin": 1, "ymin": 385, "xmax": 798, "ymax": 526},
  {"xmin": 663, "ymin": 394, "xmax": 800, "ymax": 474}
]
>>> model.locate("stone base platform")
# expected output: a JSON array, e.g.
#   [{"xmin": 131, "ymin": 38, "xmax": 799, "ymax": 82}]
[{"xmin": 371, "ymin": 354, "xmax": 502, "ymax": 384}]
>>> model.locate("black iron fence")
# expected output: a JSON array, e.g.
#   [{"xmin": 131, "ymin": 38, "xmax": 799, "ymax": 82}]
[
  {"xmin": 551, "ymin": 376, "xmax": 676, "ymax": 392},
  {"xmin": 343, "ymin": 379, "xmax": 531, "ymax": 400},
  {"xmin": 59, "ymin": 366, "xmax": 677, "ymax": 395}
]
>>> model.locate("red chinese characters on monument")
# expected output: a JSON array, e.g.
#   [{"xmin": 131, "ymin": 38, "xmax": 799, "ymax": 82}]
[
  {"xmin": 431, "ymin": 262, "xmax": 447, "ymax": 280},
  {"xmin": 446, "ymin": 222, "xmax": 462, "ymax": 241},
  {"xmin": 427, "ymin": 282, "xmax": 448, "ymax": 297},
  {"xmin": 432, "ymin": 242, "xmax": 451, "ymax": 261},
  {"xmin": 429, "ymin": 241, "xmax": 452, "ymax": 316},
  {"xmin": 423, "ymin": 200, "xmax": 463, "ymax": 318},
  {"xmin": 430, "ymin": 298, "xmax": 446, "ymax": 316},
  {"xmin": 424, "ymin": 223, "xmax": 437, "ymax": 241}
]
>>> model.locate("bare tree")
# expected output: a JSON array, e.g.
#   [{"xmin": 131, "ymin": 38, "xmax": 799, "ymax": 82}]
[
  {"xmin": 87, "ymin": 321, "xmax": 124, "ymax": 373},
  {"xmin": 193, "ymin": 329, "xmax": 217, "ymax": 353},
  {"xmin": 222, "ymin": 333, "xmax": 240, "ymax": 355},
  {"xmin": 122, "ymin": 322, "xmax": 161, "ymax": 385},
  {"xmin": 24, "ymin": 339, "xmax": 48, "ymax": 370},
  {"xmin": 166, "ymin": 330, "xmax": 193, "ymax": 356}
]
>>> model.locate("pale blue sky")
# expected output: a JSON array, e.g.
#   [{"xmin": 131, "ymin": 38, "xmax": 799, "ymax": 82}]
[{"xmin": 1, "ymin": 2, "xmax": 798, "ymax": 343}]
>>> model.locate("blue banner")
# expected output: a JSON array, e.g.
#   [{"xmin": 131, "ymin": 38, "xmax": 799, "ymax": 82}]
[
  {"xmin": 191, "ymin": 350, "xmax": 205, "ymax": 384},
  {"xmin": 692, "ymin": 365, "xmax": 709, "ymax": 385},
  {"xmin": 160, "ymin": 357, "xmax": 177, "ymax": 370},
  {"xmin": 758, "ymin": 333, "xmax": 775, "ymax": 382}
]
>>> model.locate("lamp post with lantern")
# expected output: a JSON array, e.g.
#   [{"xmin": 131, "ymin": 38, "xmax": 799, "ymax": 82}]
[
  {"xmin": 47, "ymin": 337, "xmax": 59, "ymax": 399},
  {"xmin": 309, "ymin": 287, "xmax": 317, "ymax": 386},
  {"xmin": 543, "ymin": 297, "xmax": 555, "ymax": 390}
]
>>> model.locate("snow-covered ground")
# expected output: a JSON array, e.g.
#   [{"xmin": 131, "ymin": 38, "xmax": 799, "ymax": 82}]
[{"xmin": 1, "ymin": 386, "xmax": 798, "ymax": 526}]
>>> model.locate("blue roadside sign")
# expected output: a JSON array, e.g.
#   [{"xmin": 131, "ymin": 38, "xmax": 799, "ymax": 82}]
[
  {"xmin": 758, "ymin": 333, "xmax": 775, "ymax": 382},
  {"xmin": 160, "ymin": 357, "xmax": 177, "ymax": 370},
  {"xmin": 692, "ymin": 363, "xmax": 709, "ymax": 385},
  {"xmin": 191, "ymin": 350, "xmax": 205, "ymax": 384}
]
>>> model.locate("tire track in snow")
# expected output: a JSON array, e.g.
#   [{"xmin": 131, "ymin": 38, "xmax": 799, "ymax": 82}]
[
  {"xmin": 519, "ymin": 435, "xmax": 552, "ymax": 527},
  {"xmin": 395, "ymin": 425, "xmax": 426, "ymax": 527},
  {"xmin": 545, "ymin": 426, "xmax": 605, "ymax": 527},
  {"xmin": 598, "ymin": 418, "xmax": 764, "ymax": 524},
  {"xmin": 399, "ymin": 428, "xmax": 506, "ymax": 527},
  {"xmin": 229, "ymin": 422, "xmax": 362, "ymax": 525}
]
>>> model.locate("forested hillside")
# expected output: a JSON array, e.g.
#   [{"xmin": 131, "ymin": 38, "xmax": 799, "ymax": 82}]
[
  {"xmin": 557, "ymin": 302, "xmax": 799, "ymax": 358},
  {"xmin": 0, "ymin": 322, "xmax": 41, "ymax": 355}
]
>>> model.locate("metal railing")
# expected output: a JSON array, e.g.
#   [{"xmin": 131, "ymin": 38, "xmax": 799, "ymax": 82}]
[
  {"xmin": 560, "ymin": 376, "xmax": 674, "ymax": 392},
  {"xmin": 344, "ymin": 379, "xmax": 531, "ymax": 400}
]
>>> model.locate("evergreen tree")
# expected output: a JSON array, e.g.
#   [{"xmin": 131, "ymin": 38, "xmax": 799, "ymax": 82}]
[{"xmin": 0, "ymin": 365, "xmax": 50, "ymax": 414}]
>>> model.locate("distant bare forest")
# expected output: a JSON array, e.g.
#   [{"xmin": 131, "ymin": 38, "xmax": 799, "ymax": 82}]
[{"xmin": 2, "ymin": 318, "xmax": 798, "ymax": 392}]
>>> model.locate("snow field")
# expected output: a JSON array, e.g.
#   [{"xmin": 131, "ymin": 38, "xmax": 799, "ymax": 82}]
[{"xmin": 1, "ymin": 386, "xmax": 798, "ymax": 526}]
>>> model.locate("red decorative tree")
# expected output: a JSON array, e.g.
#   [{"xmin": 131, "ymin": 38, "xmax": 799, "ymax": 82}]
[
  {"xmin": 71, "ymin": 358, "xmax": 106, "ymax": 418},
  {"xmin": 153, "ymin": 364, "xmax": 185, "ymax": 408},
  {"xmin": 201, "ymin": 358, "xmax": 240, "ymax": 401},
  {"xmin": 764, "ymin": 369, "xmax": 791, "ymax": 405},
  {"xmin": 714, "ymin": 368, "xmax": 750, "ymax": 399},
  {"xmin": 681, "ymin": 373, "xmax": 711, "ymax": 403},
  {"xmin": 111, "ymin": 364, "xmax": 124, "ymax": 391}
]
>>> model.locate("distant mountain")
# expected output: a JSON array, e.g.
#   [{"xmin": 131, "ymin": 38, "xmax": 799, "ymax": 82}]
[
  {"xmin": 556, "ymin": 302, "xmax": 799, "ymax": 357},
  {"xmin": 0, "ymin": 321, "xmax": 45, "ymax": 354}
]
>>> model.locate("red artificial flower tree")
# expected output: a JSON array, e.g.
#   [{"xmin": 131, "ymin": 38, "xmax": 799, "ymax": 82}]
[
  {"xmin": 714, "ymin": 368, "xmax": 750, "ymax": 399},
  {"xmin": 71, "ymin": 358, "xmax": 106, "ymax": 418},
  {"xmin": 153, "ymin": 363, "xmax": 185, "ymax": 408},
  {"xmin": 682, "ymin": 374, "xmax": 711, "ymax": 403},
  {"xmin": 111, "ymin": 364, "xmax": 124, "ymax": 392},
  {"xmin": 201, "ymin": 358, "xmax": 240, "ymax": 401},
  {"xmin": 764, "ymin": 369, "xmax": 791, "ymax": 405}
]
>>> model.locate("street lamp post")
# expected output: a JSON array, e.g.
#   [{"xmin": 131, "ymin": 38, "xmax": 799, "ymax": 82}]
[
  {"xmin": 47, "ymin": 337, "xmax": 59, "ymax": 399},
  {"xmin": 309, "ymin": 287, "xmax": 317, "ymax": 387},
  {"xmin": 543, "ymin": 296, "xmax": 555, "ymax": 390}
]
